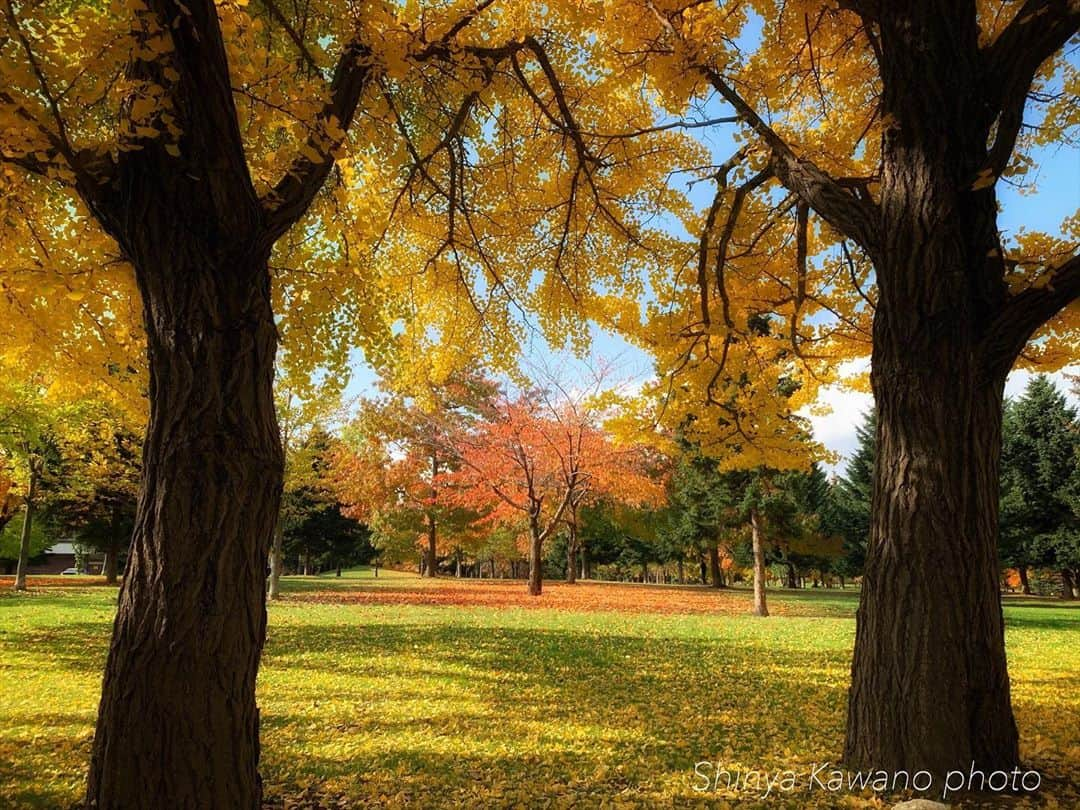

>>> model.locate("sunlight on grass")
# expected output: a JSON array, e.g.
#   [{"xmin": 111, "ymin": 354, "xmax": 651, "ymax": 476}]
[{"xmin": 0, "ymin": 572, "xmax": 1077, "ymax": 808}]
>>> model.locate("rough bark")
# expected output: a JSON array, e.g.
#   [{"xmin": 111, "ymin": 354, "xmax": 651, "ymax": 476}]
[
  {"xmin": 12, "ymin": 463, "xmax": 38, "ymax": 592},
  {"xmin": 84, "ymin": 55, "xmax": 283, "ymax": 800},
  {"xmin": 86, "ymin": 235, "xmax": 282, "ymax": 808},
  {"xmin": 835, "ymin": 2, "xmax": 1079, "ymax": 780},
  {"xmin": 749, "ymin": 509, "xmax": 768, "ymax": 617}
]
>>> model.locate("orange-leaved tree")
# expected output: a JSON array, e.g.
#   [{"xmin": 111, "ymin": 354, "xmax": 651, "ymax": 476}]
[{"xmin": 446, "ymin": 380, "xmax": 660, "ymax": 595}]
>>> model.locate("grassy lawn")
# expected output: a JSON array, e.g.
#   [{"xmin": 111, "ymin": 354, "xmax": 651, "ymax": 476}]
[{"xmin": 0, "ymin": 570, "xmax": 1077, "ymax": 808}]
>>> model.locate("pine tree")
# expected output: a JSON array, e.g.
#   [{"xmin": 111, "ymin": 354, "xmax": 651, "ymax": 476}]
[{"xmin": 1000, "ymin": 377, "xmax": 1080, "ymax": 598}]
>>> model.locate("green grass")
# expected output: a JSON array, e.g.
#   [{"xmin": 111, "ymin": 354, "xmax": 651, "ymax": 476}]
[{"xmin": 0, "ymin": 571, "xmax": 1077, "ymax": 808}]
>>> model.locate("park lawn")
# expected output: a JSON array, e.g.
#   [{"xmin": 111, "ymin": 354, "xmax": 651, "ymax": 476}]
[{"xmin": 0, "ymin": 571, "xmax": 1076, "ymax": 809}]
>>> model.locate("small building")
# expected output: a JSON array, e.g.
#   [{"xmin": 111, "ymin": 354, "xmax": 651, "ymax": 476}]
[{"xmin": 27, "ymin": 541, "xmax": 104, "ymax": 575}]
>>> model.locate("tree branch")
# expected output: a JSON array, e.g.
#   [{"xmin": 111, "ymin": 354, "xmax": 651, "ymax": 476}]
[
  {"xmin": 698, "ymin": 64, "xmax": 880, "ymax": 254},
  {"xmin": 982, "ymin": 252, "xmax": 1080, "ymax": 375},
  {"xmin": 261, "ymin": 40, "xmax": 374, "ymax": 243},
  {"xmin": 981, "ymin": 1, "xmax": 1080, "ymax": 131}
]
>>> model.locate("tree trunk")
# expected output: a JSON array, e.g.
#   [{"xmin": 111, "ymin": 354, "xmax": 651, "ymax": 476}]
[
  {"xmin": 784, "ymin": 561, "xmax": 797, "ymax": 589},
  {"xmin": 527, "ymin": 520, "xmax": 543, "ymax": 596},
  {"xmin": 677, "ymin": 558, "xmax": 684, "ymax": 584},
  {"xmin": 708, "ymin": 543, "xmax": 722, "ymax": 588},
  {"xmin": 12, "ymin": 465, "xmax": 37, "ymax": 592},
  {"xmin": 566, "ymin": 515, "xmax": 578, "ymax": 584},
  {"xmin": 86, "ymin": 241, "xmax": 282, "ymax": 808},
  {"xmin": 268, "ymin": 519, "xmax": 284, "ymax": 600},
  {"xmin": 103, "ymin": 537, "xmax": 120, "ymax": 586},
  {"xmin": 699, "ymin": 555, "xmax": 708, "ymax": 585},
  {"xmin": 750, "ymin": 509, "xmax": 768, "ymax": 617},
  {"xmin": 843, "ymin": 6, "xmax": 1032, "ymax": 781},
  {"xmin": 423, "ymin": 512, "xmax": 437, "ymax": 578},
  {"xmin": 1062, "ymin": 569, "xmax": 1078, "ymax": 601},
  {"xmin": 1017, "ymin": 565, "xmax": 1031, "ymax": 596}
]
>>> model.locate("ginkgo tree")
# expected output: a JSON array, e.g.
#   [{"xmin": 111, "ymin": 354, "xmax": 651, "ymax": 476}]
[
  {"xmin": 574, "ymin": 0, "xmax": 1079, "ymax": 780},
  {"xmin": 0, "ymin": 1, "xmax": 693, "ymax": 804}
]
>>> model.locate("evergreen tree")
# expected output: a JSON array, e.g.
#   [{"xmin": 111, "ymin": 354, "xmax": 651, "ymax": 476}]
[
  {"xmin": 827, "ymin": 410, "xmax": 875, "ymax": 581},
  {"xmin": 1000, "ymin": 377, "xmax": 1080, "ymax": 598}
]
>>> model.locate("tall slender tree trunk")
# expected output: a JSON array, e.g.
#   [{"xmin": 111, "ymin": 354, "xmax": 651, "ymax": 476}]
[
  {"xmin": 86, "ymin": 235, "xmax": 282, "ymax": 807},
  {"xmin": 527, "ymin": 517, "xmax": 543, "ymax": 596},
  {"xmin": 566, "ymin": 515, "xmax": 578, "ymax": 584},
  {"xmin": 12, "ymin": 464, "xmax": 38, "ymax": 592},
  {"xmin": 423, "ymin": 512, "xmax": 437, "ymax": 578},
  {"xmin": 1017, "ymin": 565, "xmax": 1031, "ymax": 596},
  {"xmin": 749, "ymin": 509, "xmax": 768, "ymax": 617},
  {"xmin": 268, "ymin": 519, "xmax": 284, "ymax": 599},
  {"xmin": 103, "ymin": 537, "xmax": 120, "ymax": 586}
]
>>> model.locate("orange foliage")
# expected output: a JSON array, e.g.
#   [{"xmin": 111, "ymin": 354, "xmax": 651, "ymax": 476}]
[{"xmin": 286, "ymin": 578, "xmax": 822, "ymax": 617}]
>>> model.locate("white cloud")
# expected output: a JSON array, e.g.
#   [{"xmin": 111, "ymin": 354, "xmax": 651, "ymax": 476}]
[{"xmin": 806, "ymin": 362, "xmax": 1078, "ymax": 476}]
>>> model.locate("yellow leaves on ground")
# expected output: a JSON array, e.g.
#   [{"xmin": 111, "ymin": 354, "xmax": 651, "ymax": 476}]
[{"xmin": 1, "ymin": 571, "xmax": 1078, "ymax": 809}]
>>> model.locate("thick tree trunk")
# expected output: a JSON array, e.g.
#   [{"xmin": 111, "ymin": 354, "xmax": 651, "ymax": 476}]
[
  {"xmin": 708, "ymin": 543, "xmax": 722, "ymax": 588},
  {"xmin": 423, "ymin": 513, "xmax": 437, "ymax": 577},
  {"xmin": 13, "ymin": 469, "xmax": 37, "ymax": 592},
  {"xmin": 268, "ymin": 519, "xmax": 284, "ymax": 600},
  {"xmin": 845, "ymin": 7, "xmax": 1024, "ymax": 781},
  {"xmin": 848, "ymin": 361, "xmax": 1017, "ymax": 778},
  {"xmin": 677, "ymin": 558, "xmax": 684, "ymax": 584},
  {"xmin": 103, "ymin": 537, "xmax": 120, "ymax": 585},
  {"xmin": 86, "ymin": 243, "xmax": 282, "ymax": 808},
  {"xmin": 527, "ymin": 520, "xmax": 543, "ymax": 596},
  {"xmin": 750, "ymin": 509, "xmax": 768, "ymax": 617},
  {"xmin": 1017, "ymin": 565, "xmax": 1031, "ymax": 596}
]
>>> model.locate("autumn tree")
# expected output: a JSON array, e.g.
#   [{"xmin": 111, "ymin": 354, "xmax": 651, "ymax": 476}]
[
  {"xmin": 332, "ymin": 373, "xmax": 497, "ymax": 577},
  {"xmin": 0, "ymin": 375, "xmax": 68, "ymax": 590},
  {"xmin": 0, "ymin": 0, "xmax": 698, "ymax": 801},
  {"xmin": 447, "ymin": 381, "xmax": 657, "ymax": 595},
  {"xmin": 48, "ymin": 401, "xmax": 142, "ymax": 585},
  {"xmin": 566, "ymin": 1, "xmax": 1080, "ymax": 777},
  {"xmin": 267, "ymin": 377, "xmax": 346, "ymax": 598}
]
